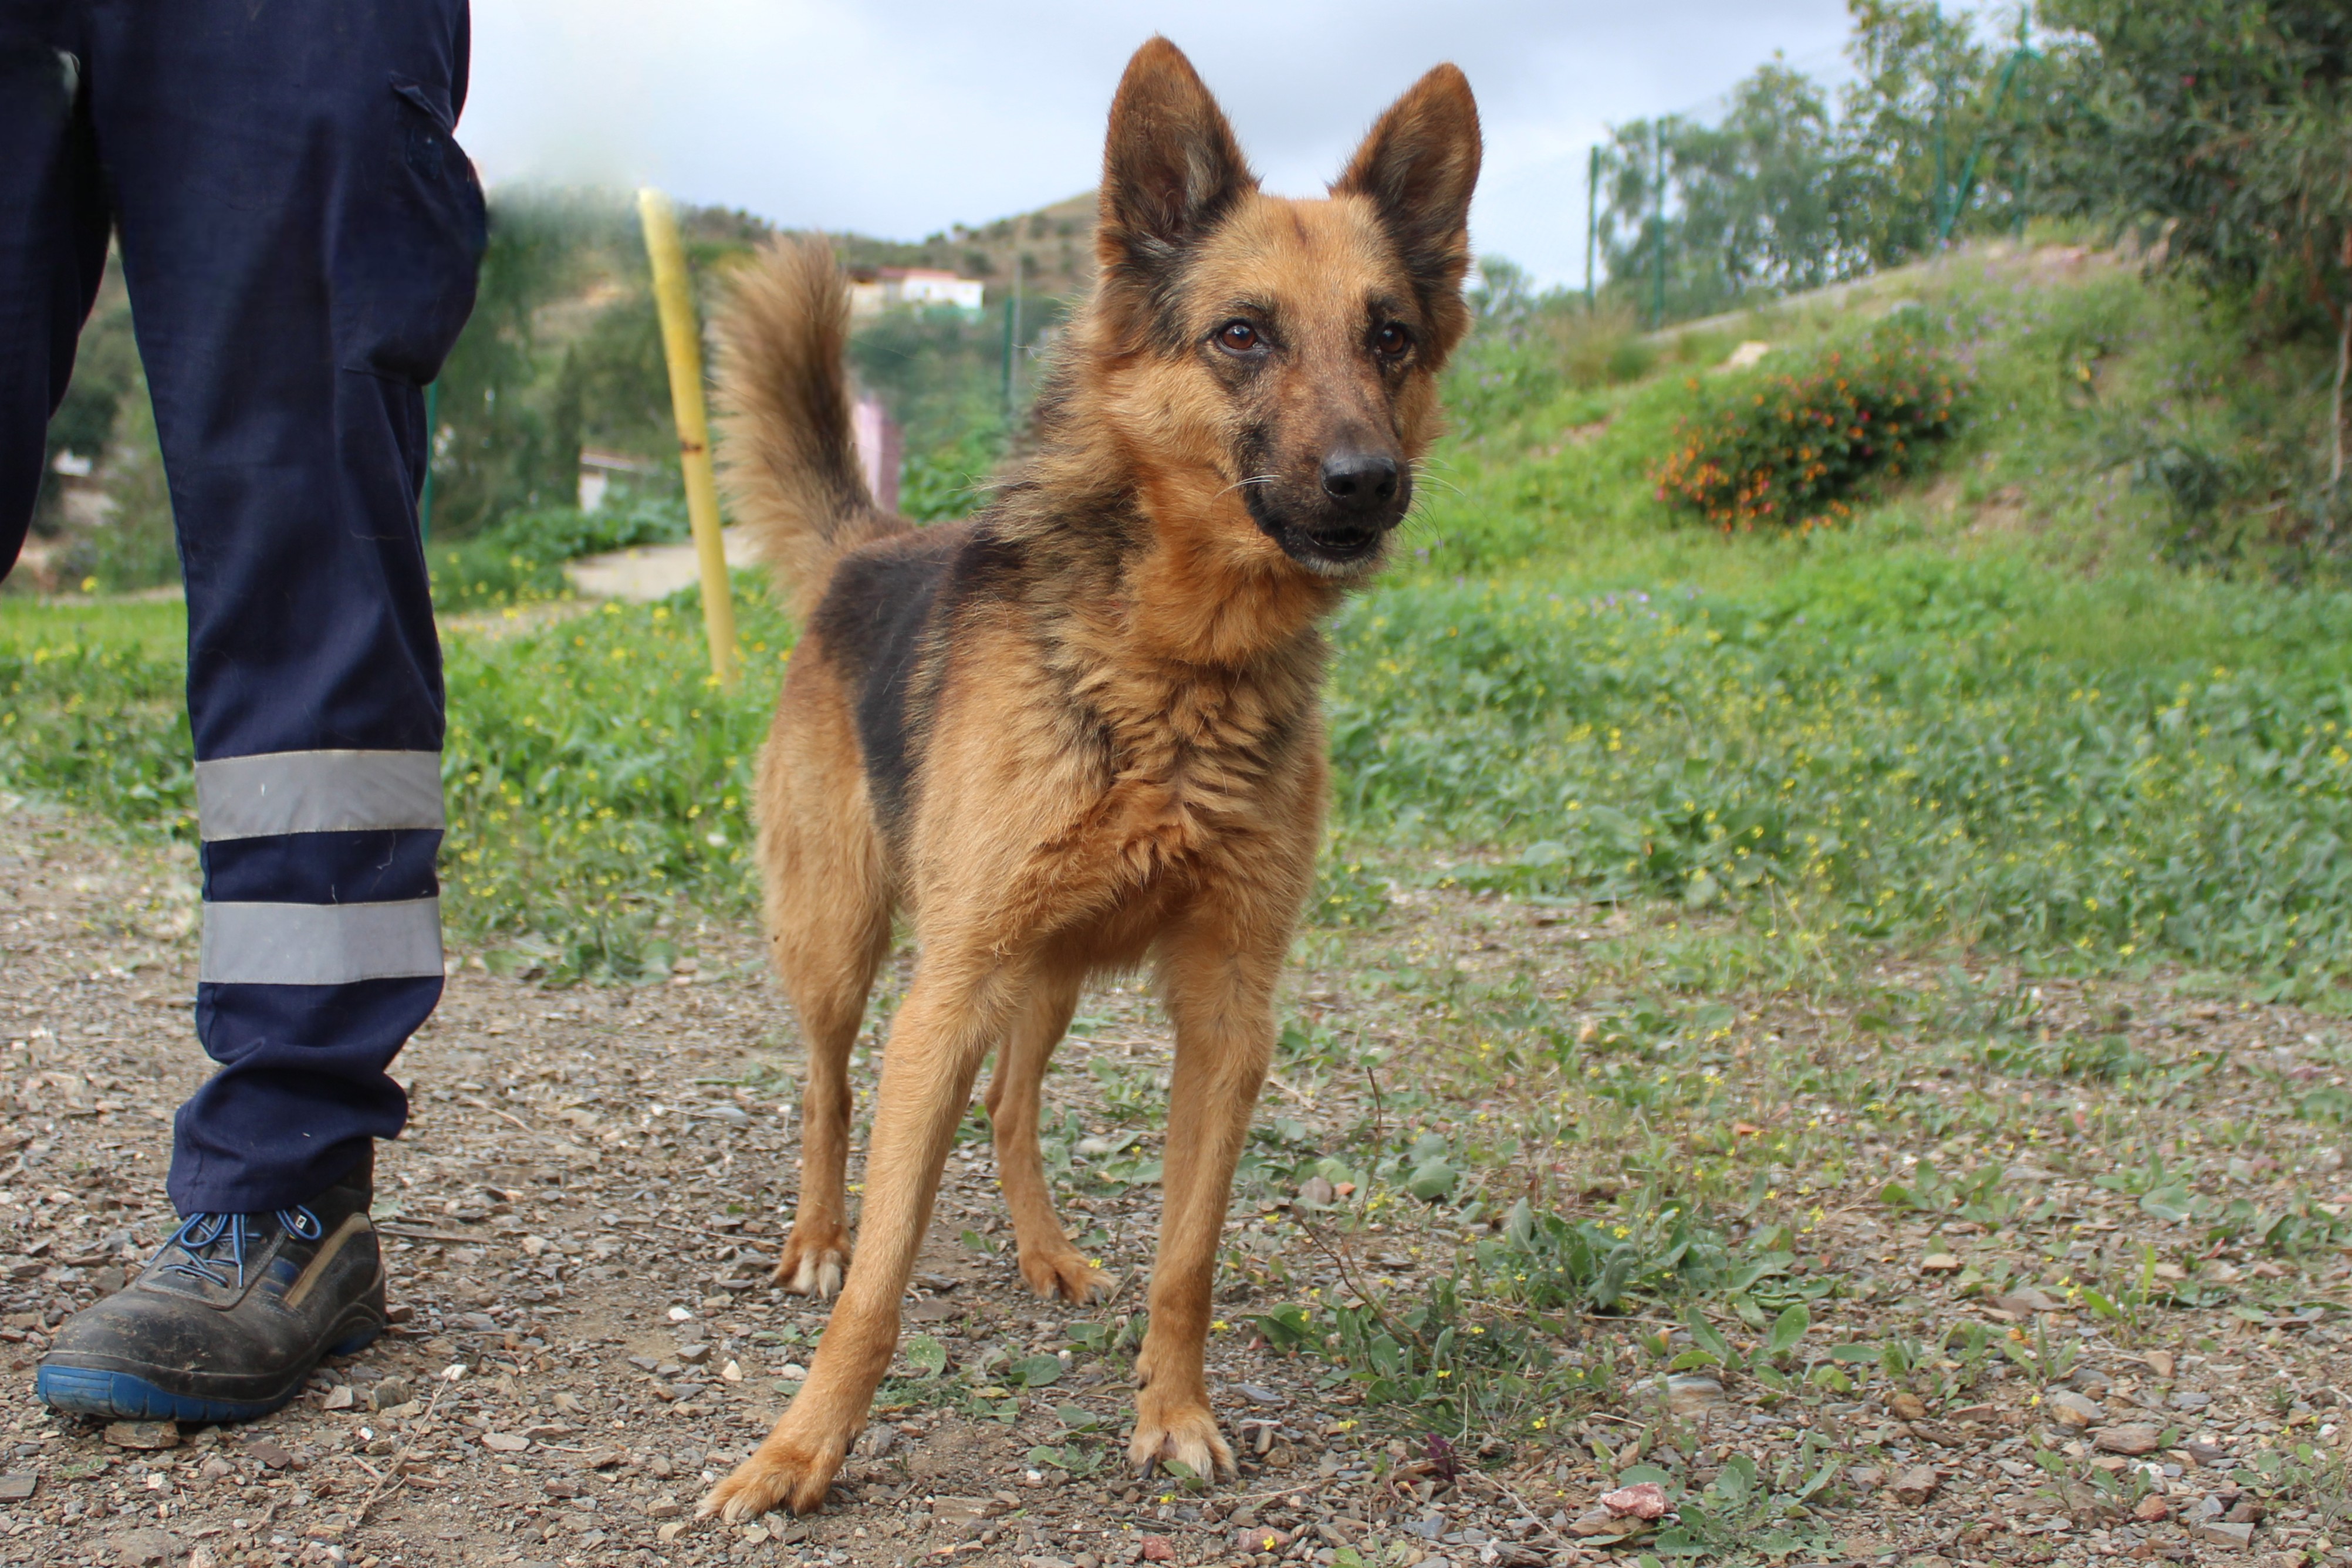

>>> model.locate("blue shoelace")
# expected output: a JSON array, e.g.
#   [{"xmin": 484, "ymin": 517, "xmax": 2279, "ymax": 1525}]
[{"xmin": 155, "ymin": 1206, "xmax": 325, "ymax": 1291}]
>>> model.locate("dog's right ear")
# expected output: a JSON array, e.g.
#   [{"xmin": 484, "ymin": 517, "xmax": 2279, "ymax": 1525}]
[{"xmin": 1096, "ymin": 38, "xmax": 1255, "ymax": 288}]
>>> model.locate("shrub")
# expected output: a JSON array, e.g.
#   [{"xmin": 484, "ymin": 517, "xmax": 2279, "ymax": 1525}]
[
  {"xmin": 1651, "ymin": 332, "xmax": 1969, "ymax": 532},
  {"xmin": 429, "ymin": 496, "xmax": 689, "ymax": 612}
]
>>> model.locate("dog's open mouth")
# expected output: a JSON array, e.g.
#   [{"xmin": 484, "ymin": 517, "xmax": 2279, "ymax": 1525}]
[
  {"xmin": 1292, "ymin": 526, "xmax": 1385, "ymax": 567},
  {"xmin": 1251, "ymin": 502, "xmax": 1393, "ymax": 572}
]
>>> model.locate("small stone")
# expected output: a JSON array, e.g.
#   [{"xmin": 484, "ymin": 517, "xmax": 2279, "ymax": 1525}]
[
  {"xmin": 1140, "ymin": 1536, "xmax": 1176, "ymax": 1562},
  {"xmin": 675, "ymin": 1343, "xmax": 711, "ymax": 1366},
  {"xmin": 1993, "ymin": 1286, "xmax": 2063, "ymax": 1313},
  {"xmin": 1921, "ymin": 1253, "xmax": 1962, "ymax": 1273},
  {"xmin": 656, "ymin": 1520, "xmax": 688, "ymax": 1544},
  {"xmin": 2144, "ymin": 1350, "xmax": 2177, "ymax": 1379},
  {"xmin": 107, "ymin": 1527, "xmax": 174, "ymax": 1565},
  {"xmin": 243, "ymin": 1437, "xmax": 292, "ymax": 1469},
  {"xmin": 667, "ymin": 1306, "xmax": 692, "ymax": 1323},
  {"xmin": 367, "ymin": 1378, "xmax": 411, "ymax": 1411},
  {"xmin": 1894, "ymin": 1465, "xmax": 1940, "ymax": 1505},
  {"xmin": 320, "ymin": 1385, "xmax": 355, "ymax": 1411},
  {"xmin": 1664, "ymin": 1374, "xmax": 1726, "ymax": 1416},
  {"xmin": 2133, "ymin": 1494, "xmax": 2171, "ymax": 1522},
  {"xmin": 2195, "ymin": 1520, "xmax": 2256, "ymax": 1547},
  {"xmin": 104, "ymin": 1421, "xmax": 180, "ymax": 1451},
  {"xmin": 1296, "ymin": 1175, "xmax": 1337, "ymax": 1208},
  {"xmin": 1599, "ymin": 1482, "xmax": 1668, "ymax": 1520},
  {"xmin": 1569, "ymin": 1509, "xmax": 1627, "ymax": 1538},
  {"xmin": 1888, "ymin": 1392, "xmax": 1928, "ymax": 1422},
  {"xmin": 2094, "ymin": 1424, "xmax": 2161, "ymax": 1456},
  {"xmin": 2227, "ymin": 1498, "xmax": 2266, "ymax": 1525},
  {"xmin": 1234, "ymin": 1384, "xmax": 1285, "ymax": 1405},
  {"xmin": 2047, "ymin": 1390, "xmax": 2104, "ymax": 1427},
  {"xmin": 1232, "ymin": 1527, "xmax": 1290, "ymax": 1554},
  {"xmin": 2185, "ymin": 1439, "xmax": 2229, "ymax": 1466},
  {"xmin": 0, "ymin": 1473, "xmax": 33, "ymax": 1501},
  {"xmin": 646, "ymin": 1499, "xmax": 682, "ymax": 1519},
  {"xmin": 720, "ymin": 1359, "xmax": 743, "ymax": 1382},
  {"xmin": 479, "ymin": 1432, "xmax": 530, "ymax": 1453}
]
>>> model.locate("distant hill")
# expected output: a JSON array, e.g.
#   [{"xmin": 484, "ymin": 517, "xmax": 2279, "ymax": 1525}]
[{"xmin": 823, "ymin": 191, "xmax": 1098, "ymax": 302}]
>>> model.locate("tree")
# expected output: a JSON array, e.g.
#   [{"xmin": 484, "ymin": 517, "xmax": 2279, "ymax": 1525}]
[
  {"xmin": 2039, "ymin": 0, "xmax": 2352, "ymax": 486},
  {"xmin": 1593, "ymin": 4, "xmax": 2043, "ymax": 326},
  {"xmin": 1597, "ymin": 62, "xmax": 1843, "ymax": 323}
]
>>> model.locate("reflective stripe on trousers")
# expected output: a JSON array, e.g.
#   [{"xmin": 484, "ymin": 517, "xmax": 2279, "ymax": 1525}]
[{"xmin": 196, "ymin": 751, "xmax": 446, "ymax": 986}]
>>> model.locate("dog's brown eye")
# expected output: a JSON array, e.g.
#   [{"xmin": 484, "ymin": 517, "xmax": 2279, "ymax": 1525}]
[
  {"xmin": 1375, "ymin": 323, "xmax": 1411, "ymax": 357},
  {"xmin": 1216, "ymin": 320, "xmax": 1261, "ymax": 353}
]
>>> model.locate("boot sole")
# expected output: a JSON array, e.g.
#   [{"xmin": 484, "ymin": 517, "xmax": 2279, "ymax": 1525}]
[{"xmin": 36, "ymin": 1321, "xmax": 383, "ymax": 1424}]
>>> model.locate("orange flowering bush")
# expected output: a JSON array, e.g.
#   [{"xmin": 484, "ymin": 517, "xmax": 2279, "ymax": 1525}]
[{"xmin": 1652, "ymin": 334, "xmax": 1969, "ymax": 532}]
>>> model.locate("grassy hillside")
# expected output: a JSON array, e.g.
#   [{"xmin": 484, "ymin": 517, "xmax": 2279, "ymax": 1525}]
[{"xmin": 11, "ymin": 235, "xmax": 2352, "ymax": 996}]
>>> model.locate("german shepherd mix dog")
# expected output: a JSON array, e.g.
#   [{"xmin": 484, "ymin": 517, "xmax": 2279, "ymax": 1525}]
[{"xmin": 699, "ymin": 37, "xmax": 1480, "ymax": 1520}]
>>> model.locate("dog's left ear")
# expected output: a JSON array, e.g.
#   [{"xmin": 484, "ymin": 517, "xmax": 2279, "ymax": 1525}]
[
  {"xmin": 1333, "ymin": 65, "xmax": 1482, "ymax": 322},
  {"xmin": 1098, "ymin": 38, "xmax": 1257, "ymax": 281}
]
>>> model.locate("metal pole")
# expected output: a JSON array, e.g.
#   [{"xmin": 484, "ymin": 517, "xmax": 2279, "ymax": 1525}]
[
  {"xmin": 1650, "ymin": 122, "xmax": 1667, "ymax": 331},
  {"xmin": 418, "ymin": 379, "xmax": 438, "ymax": 548},
  {"xmin": 1011, "ymin": 254, "xmax": 1025, "ymax": 414},
  {"xmin": 999, "ymin": 280, "xmax": 1016, "ymax": 421},
  {"xmin": 637, "ymin": 188, "xmax": 737, "ymax": 692},
  {"xmin": 1584, "ymin": 144, "xmax": 1599, "ymax": 315}
]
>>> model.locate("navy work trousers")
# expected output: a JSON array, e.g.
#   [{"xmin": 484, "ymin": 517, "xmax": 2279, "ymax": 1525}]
[{"xmin": 1, "ymin": 1, "xmax": 484, "ymax": 1214}]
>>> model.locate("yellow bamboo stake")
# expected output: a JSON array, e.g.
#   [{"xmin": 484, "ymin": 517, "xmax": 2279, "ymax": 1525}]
[{"xmin": 638, "ymin": 187, "xmax": 737, "ymax": 691}]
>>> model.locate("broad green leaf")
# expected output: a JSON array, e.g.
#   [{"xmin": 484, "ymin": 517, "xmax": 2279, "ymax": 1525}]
[{"xmin": 1767, "ymin": 1303, "xmax": 1811, "ymax": 1357}]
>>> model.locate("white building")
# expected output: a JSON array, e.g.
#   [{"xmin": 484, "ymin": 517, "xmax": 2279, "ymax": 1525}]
[{"xmin": 847, "ymin": 267, "xmax": 987, "ymax": 317}]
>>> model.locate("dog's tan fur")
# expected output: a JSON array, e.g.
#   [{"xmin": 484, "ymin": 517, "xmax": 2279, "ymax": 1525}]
[{"xmin": 700, "ymin": 38, "xmax": 1479, "ymax": 1520}]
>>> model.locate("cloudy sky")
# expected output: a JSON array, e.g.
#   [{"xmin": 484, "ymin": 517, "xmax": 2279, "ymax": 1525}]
[{"xmin": 461, "ymin": 1, "xmax": 1899, "ymax": 289}]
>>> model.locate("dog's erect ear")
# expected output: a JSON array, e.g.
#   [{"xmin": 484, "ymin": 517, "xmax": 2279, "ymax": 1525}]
[
  {"xmin": 1333, "ymin": 65, "xmax": 1482, "ymax": 308},
  {"xmin": 1097, "ymin": 38, "xmax": 1256, "ymax": 279}
]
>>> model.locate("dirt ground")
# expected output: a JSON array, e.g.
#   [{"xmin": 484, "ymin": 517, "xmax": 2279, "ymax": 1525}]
[{"xmin": 5, "ymin": 793, "xmax": 2352, "ymax": 1568}]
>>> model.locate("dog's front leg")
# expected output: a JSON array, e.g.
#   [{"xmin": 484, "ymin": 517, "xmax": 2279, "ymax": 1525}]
[
  {"xmin": 1128, "ymin": 911, "xmax": 1282, "ymax": 1481},
  {"xmin": 702, "ymin": 950, "xmax": 1022, "ymax": 1520}
]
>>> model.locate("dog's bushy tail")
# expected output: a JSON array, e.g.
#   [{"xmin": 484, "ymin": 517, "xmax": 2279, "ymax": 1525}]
[{"xmin": 714, "ymin": 236, "xmax": 905, "ymax": 620}]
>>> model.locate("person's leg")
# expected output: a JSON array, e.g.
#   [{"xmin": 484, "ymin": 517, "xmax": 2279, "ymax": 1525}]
[
  {"xmin": 37, "ymin": 0, "xmax": 484, "ymax": 1422},
  {"xmin": 108, "ymin": 0, "xmax": 482, "ymax": 1215},
  {"xmin": 0, "ymin": 7, "xmax": 110, "ymax": 577}
]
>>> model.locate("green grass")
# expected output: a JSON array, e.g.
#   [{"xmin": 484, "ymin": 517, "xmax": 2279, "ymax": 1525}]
[
  {"xmin": 6, "ymin": 242, "xmax": 2347, "ymax": 991},
  {"xmin": 1, "ymin": 581, "xmax": 792, "ymax": 983},
  {"xmin": 17, "ymin": 249, "xmax": 2352, "ymax": 1543}
]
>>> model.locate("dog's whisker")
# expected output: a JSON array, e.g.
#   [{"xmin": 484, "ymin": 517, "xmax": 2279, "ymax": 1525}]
[{"xmin": 1212, "ymin": 474, "xmax": 1282, "ymax": 501}]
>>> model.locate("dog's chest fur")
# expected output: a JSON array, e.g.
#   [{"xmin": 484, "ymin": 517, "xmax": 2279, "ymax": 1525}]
[{"xmin": 1062, "ymin": 631, "xmax": 1320, "ymax": 883}]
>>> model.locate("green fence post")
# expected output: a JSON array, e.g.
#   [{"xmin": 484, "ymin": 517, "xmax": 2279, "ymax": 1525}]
[
  {"xmin": 1650, "ymin": 123, "xmax": 1667, "ymax": 331},
  {"xmin": 1585, "ymin": 144, "xmax": 1600, "ymax": 315}
]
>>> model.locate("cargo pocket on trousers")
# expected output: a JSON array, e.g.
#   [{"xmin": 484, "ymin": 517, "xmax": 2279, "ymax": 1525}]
[{"xmin": 335, "ymin": 75, "xmax": 488, "ymax": 387}]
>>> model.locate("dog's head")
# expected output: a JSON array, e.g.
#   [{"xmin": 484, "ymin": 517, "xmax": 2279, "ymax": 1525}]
[{"xmin": 1088, "ymin": 38, "xmax": 1481, "ymax": 581}]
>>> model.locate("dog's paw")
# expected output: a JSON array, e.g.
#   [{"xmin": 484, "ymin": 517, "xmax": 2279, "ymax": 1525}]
[
  {"xmin": 771, "ymin": 1225, "xmax": 850, "ymax": 1299},
  {"xmin": 1018, "ymin": 1244, "xmax": 1113, "ymax": 1305},
  {"xmin": 1127, "ymin": 1397, "xmax": 1234, "ymax": 1482},
  {"xmin": 698, "ymin": 1429, "xmax": 847, "ymax": 1522}
]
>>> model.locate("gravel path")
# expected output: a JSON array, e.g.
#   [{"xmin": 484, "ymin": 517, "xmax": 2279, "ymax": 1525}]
[{"xmin": 6, "ymin": 794, "xmax": 2352, "ymax": 1568}]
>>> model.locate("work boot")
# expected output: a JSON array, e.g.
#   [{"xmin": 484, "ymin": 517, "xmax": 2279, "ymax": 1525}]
[{"xmin": 35, "ymin": 1149, "xmax": 385, "ymax": 1422}]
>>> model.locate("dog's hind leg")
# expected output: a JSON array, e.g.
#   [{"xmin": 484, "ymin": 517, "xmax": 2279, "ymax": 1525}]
[
  {"xmin": 771, "ymin": 902, "xmax": 886, "ymax": 1300},
  {"xmin": 982, "ymin": 968, "xmax": 1111, "ymax": 1303},
  {"xmin": 758, "ymin": 692, "xmax": 892, "ymax": 1302}
]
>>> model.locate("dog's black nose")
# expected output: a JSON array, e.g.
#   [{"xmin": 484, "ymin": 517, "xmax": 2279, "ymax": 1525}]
[{"xmin": 1320, "ymin": 450, "xmax": 1400, "ymax": 513}]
